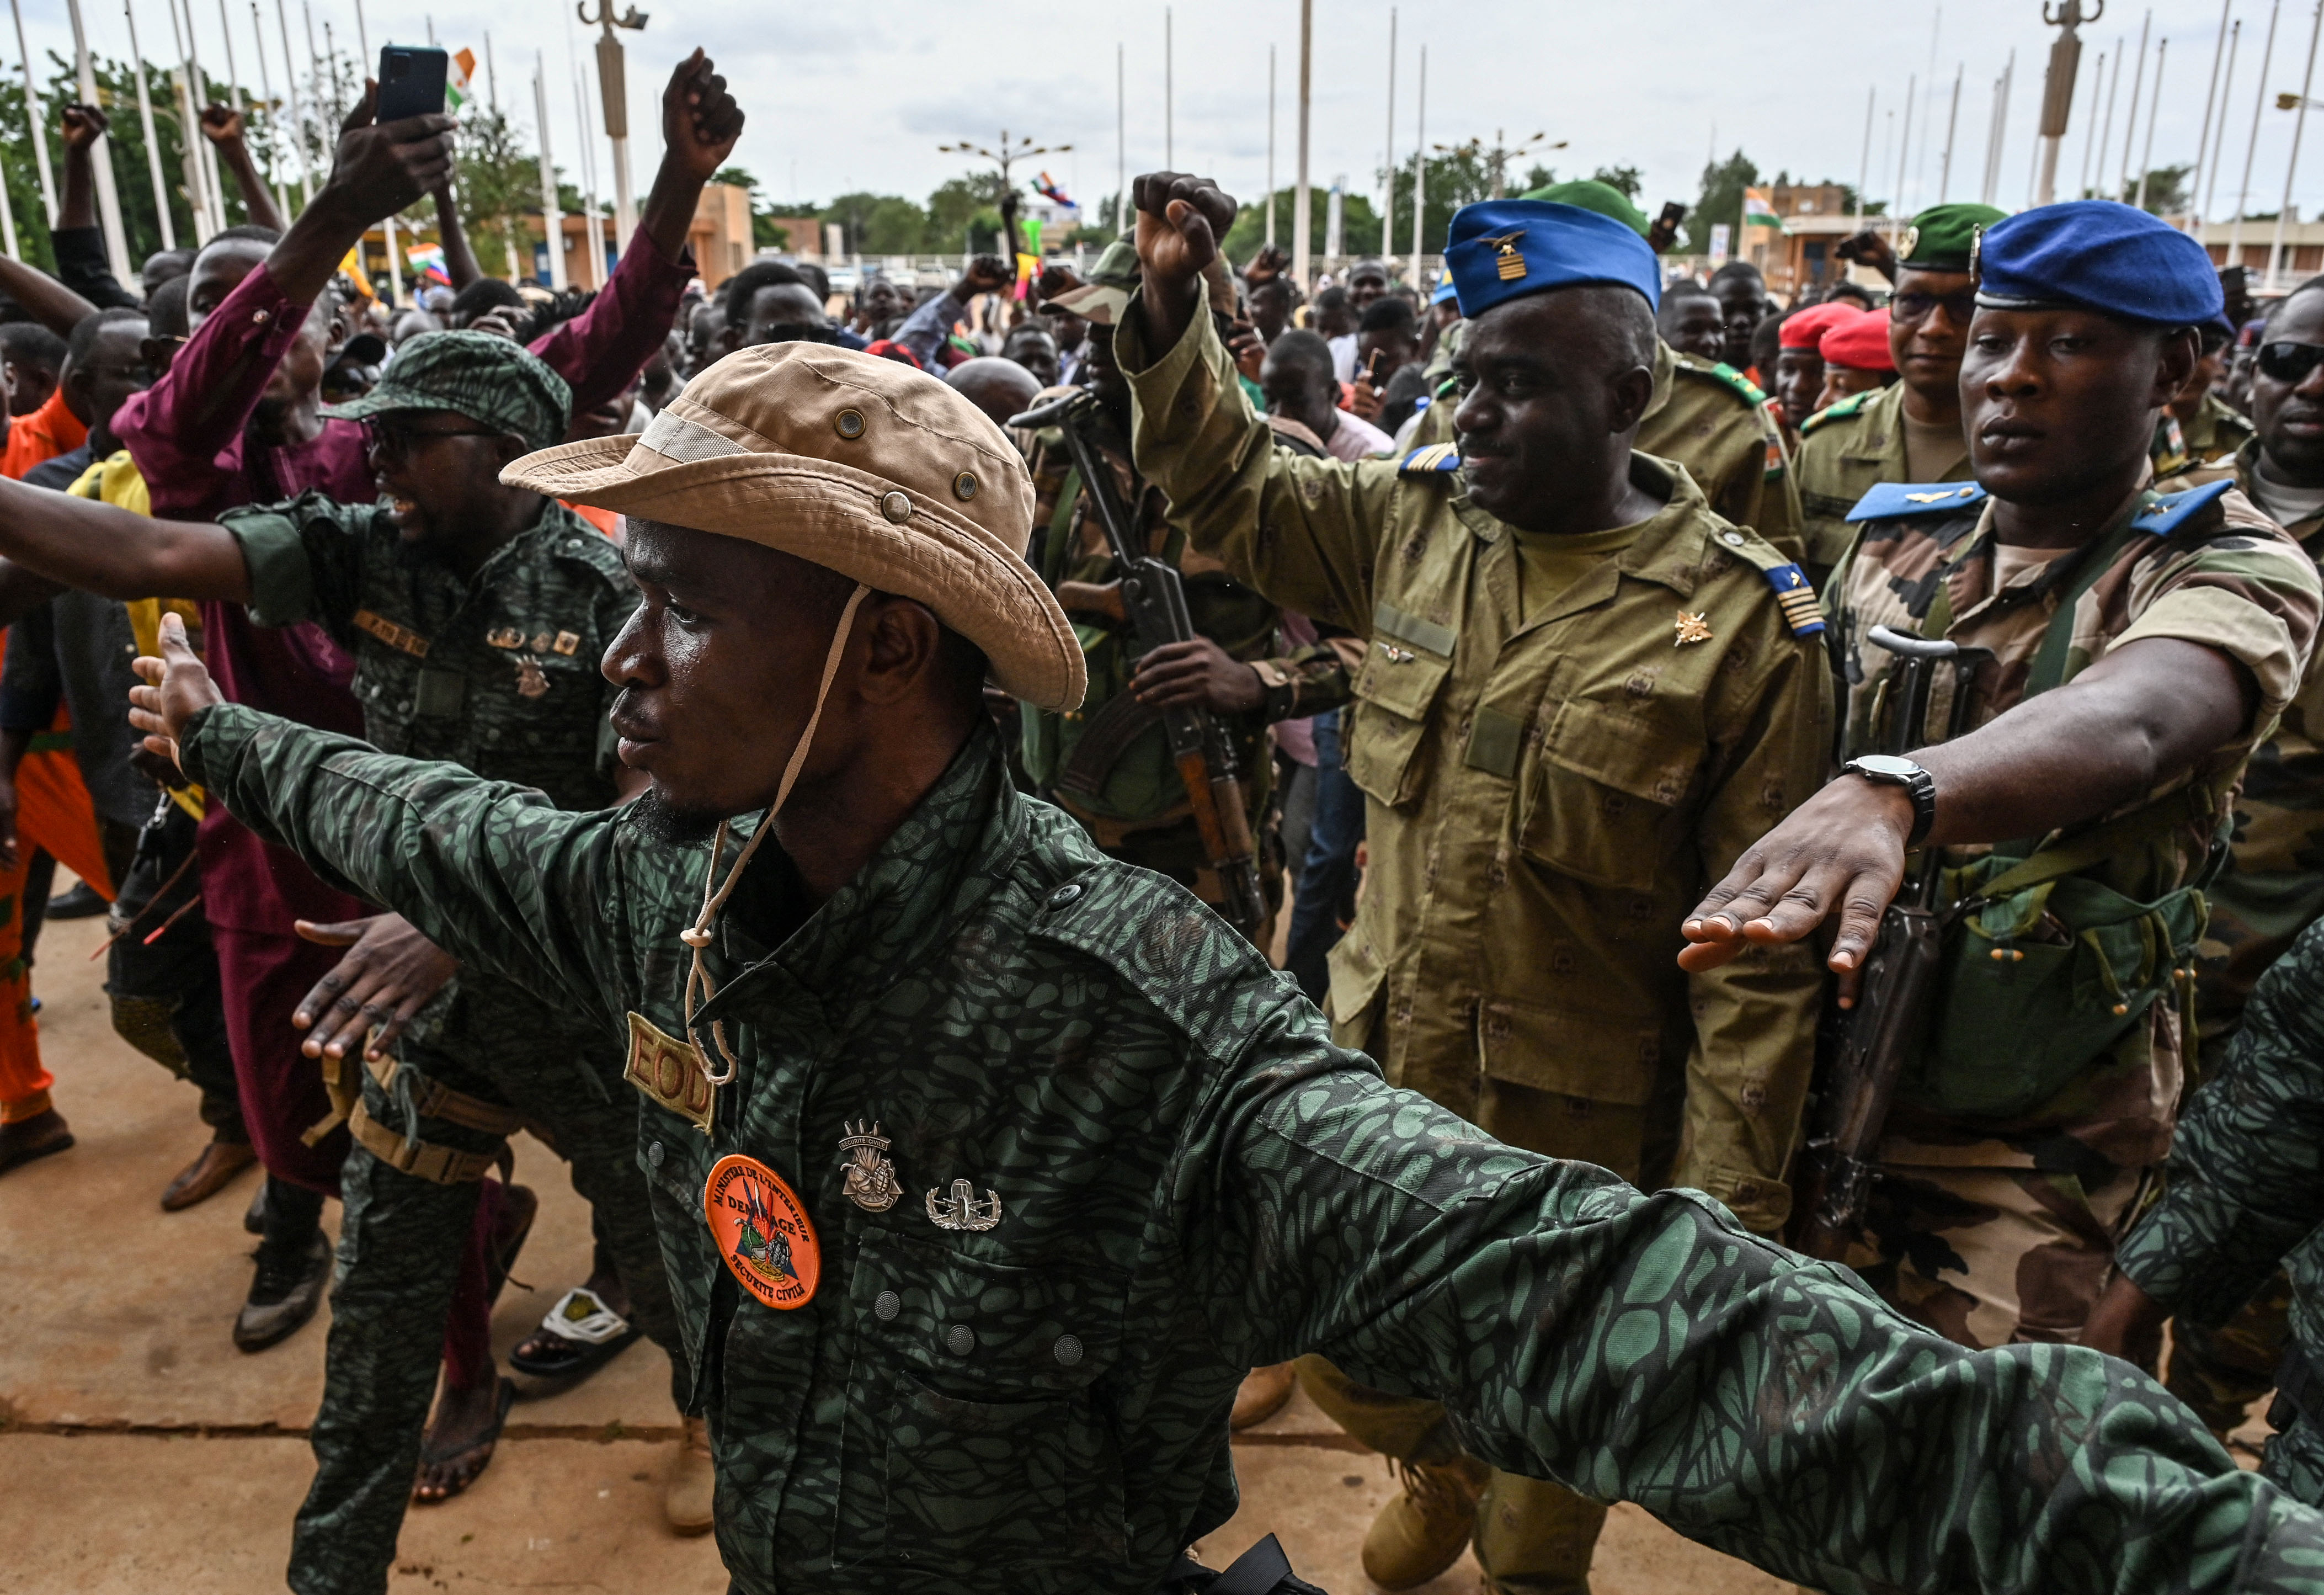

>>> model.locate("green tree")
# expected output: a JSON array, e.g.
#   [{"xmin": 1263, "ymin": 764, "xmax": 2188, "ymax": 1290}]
[
  {"xmin": 2120, "ymin": 164, "xmax": 2195, "ymax": 215},
  {"xmin": 1686, "ymin": 149, "xmax": 1759, "ymax": 254},
  {"xmin": 1373, "ymin": 144, "xmax": 1495, "ymax": 257},
  {"xmin": 1592, "ymin": 164, "xmax": 1643, "ymax": 199},
  {"xmin": 924, "ymin": 171, "xmax": 1009, "ymax": 252},
  {"xmin": 711, "ymin": 164, "xmax": 795, "ymax": 251},
  {"xmin": 819, "ymin": 190, "xmax": 926, "ymax": 255},
  {"xmin": 1219, "ymin": 189, "xmax": 1384, "ymax": 263}
]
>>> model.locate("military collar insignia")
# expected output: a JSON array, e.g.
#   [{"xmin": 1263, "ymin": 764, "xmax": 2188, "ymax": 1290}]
[
  {"xmin": 926, "ymin": 1177, "xmax": 1003, "ymax": 1232},
  {"xmin": 1845, "ymin": 480, "xmax": 1990, "ymax": 523},
  {"xmin": 2132, "ymin": 477, "xmax": 2233, "ymax": 537},
  {"xmin": 1674, "ymin": 610, "xmax": 1713, "ymax": 646},
  {"xmin": 838, "ymin": 1120, "xmax": 903, "ymax": 1213},
  {"xmin": 1479, "ymin": 229, "xmax": 1529, "ymax": 281},
  {"xmin": 706, "ymin": 1153, "xmax": 820, "ymax": 1310}
]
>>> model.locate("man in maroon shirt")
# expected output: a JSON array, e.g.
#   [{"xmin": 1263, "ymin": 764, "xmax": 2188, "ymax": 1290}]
[{"xmin": 111, "ymin": 51, "xmax": 737, "ymax": 1520}]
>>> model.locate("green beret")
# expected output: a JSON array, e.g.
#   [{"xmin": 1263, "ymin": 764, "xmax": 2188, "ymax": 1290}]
[
  {"xmin": 319, "ymin": 329, "xmax": 572, "ymax": 453},
  {"xmin": 1519, "ymin": 179, "xmax": 1650, "ymax": 239},
  {"xmin": 1900, "ymin": 203, "xmax": 2009, "ymax": 272}
]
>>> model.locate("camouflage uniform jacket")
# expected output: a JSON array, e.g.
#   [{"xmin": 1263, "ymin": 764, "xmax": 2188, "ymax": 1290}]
[
  {"xmin": 1793, "ymin": 382, "xmax": 1973, "ymax": 591},
  {"xmin": 1832, "ymin": 478, "xmax": 2322, "ymax": 1171},
  {"xmin": 2154, "ymin": 395, "xmax": 2259, "ymax": 480},
  {"xmin": 1020, "ymin": 418, "xmax": 1348, "ymax": 839},
  {"xmin": 2115, "ymin": 915, "xmax": 2324, "ymax": 1503},
  {"xmin": 1117, "ymin": 303, "xmax": 1831, "ymax": 1234},
  {"xmin": 1405, "ymin": 337, "xmax": 1806, "ymax": 566},
  {"xmin": 181, "ymin": 700, "xmax": 2324, "ymax": 1595}
]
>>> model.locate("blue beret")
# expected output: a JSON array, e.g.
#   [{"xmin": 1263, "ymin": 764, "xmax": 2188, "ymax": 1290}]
[
  {"xmin": 1444, "ymin": 200, "xmax": 1661, "ymax": 320},
  {"xmin": 1974, "ymin": 200, "xmax": 2224, "ymax": 326}
]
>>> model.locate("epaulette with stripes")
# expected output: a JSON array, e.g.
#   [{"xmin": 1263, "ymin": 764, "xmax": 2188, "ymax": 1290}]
[
  {"xmin": 1846, "ymin": 480, "xmax": 1989, "ymax": 522},
  {"xmin": 1399, "ymin": 443, "xmax": 1461, "ymax": 476},
  {"xmin": 1761, "ymin": 560, "xmax": 1826, "ymax": 639}
]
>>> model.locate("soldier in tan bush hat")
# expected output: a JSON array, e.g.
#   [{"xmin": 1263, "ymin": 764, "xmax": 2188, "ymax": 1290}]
[{"xmin": 119, "ymin": 339, "xmax": 2324, "ymax": 1595}]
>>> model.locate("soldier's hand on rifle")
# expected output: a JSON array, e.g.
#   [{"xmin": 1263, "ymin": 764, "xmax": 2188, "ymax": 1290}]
[
  {"xmin": 1131, "ymin": 171, "xmax": 1238, "ymax": 354},
  {"xmin": 1677, "ymin": 774, "xmax": 1915, "ymax": 1002},
  {"xmin": 1131, "ymin": 637, "xmax": 1264, "ymax": 714},
  {"xmin": 129, "ymin": 612, "xmax": 222, "ymax": 775},
  {"xmin": 292, "ymin": 912, "xmax": 461, "ymax": 1062}
]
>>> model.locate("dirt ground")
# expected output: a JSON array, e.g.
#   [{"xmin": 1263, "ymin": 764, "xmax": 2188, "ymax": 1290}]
[{"xmin": 0, "ymin": 896, "xmax": 1790, "ymax": 1594}]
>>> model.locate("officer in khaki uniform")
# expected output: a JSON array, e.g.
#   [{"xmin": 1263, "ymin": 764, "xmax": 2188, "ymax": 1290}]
[
  {"xmin": 1792, "ymin": 203, "xmax": 2005, "ymax": 585},
  {"xmin": 1408, "ymin": 180, "xmax": 1808, "ymax": 566},
  {"xmin": 1121, "ymin": 190, "xmax": 1831, "ymax": 1593}
]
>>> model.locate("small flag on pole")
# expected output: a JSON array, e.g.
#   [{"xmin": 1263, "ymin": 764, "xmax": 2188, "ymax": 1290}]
[
  {"xmin": 446, "ymin": 47, "xmax": 478, "ymax": 111},
  {"xmin": 1742, "ymin": 187, "xmax": 1784, "ymax": 230}
]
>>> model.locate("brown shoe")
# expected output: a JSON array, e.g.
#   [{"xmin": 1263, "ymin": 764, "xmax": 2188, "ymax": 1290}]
[
  {"xmin": 1361, "ymin": 1455, "xmax": 1490, "ymax": 1591},
  {"xmin": 663, "ymin": 1414, "xmax": 715, "ymax": 1536},
  {"xmin": 0, "ymin": 1108, "xmax": 73, "ymax": 1176},
  {"xmin": 161, "ymin": 1138, "xmax": 258, "ymax": 1211},
  {"xmin": 1230, "ymin": 1362, "xmax": 1297, "ymax": 1431}
]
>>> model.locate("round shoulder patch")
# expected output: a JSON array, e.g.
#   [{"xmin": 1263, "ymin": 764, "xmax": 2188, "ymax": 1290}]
[{"xmin": 705, "ymin": 1153, "xmax": 821, "ymax": 1311}]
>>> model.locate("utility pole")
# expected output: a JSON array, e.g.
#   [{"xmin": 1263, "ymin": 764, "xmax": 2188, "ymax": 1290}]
[
  {"xmin": 535, "ymin": 50, "xmax": 564, "ymax": 288},
  {"xmin": 2270, "ymin": 0, "xmax": 2324, "ymax": 289},
  {"xmin": 65, "ymin": 0, "xmax": 135, "ymax": 280},
  {"xmin": 125, "ymin": 0, "xmax": 176, "ymax": 249},
  {"xmin": 2232, "ymin": 1, "xmax": 2281, "ymax": 269},
  {"xmin": 1409, "ymin": 42, "xmax": 1424, "ymax": 286},
  {"xmin": 10, "ymin": 0, "xmax": 57, "ymax": 223},
  {"xmin": 1381, "ymin": 8, "xmax": 1394, "ymax": 264},
  {"xmin": 577, "ymin": 0, "xmax": 644, "ymax": 244},
  {"xmin": 1293, "ymin": 0, "xmax": 1310, "ymax": 290}
]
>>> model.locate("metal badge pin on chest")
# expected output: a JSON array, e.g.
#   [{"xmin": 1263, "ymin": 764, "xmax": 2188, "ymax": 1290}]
[
  {"xmin": 1674, "ymin": 610, "xmax": 1714, "ymax": 646},
  {"xmin": 514, "ymin": 655, "xmax": 551, "ymax": 699},
  {"xmin": 926, "ymin": 1177, "xmax": 1003, "ymax": 1232},
  {"xmin": 838, "ymin": 1120, "xmax": 903, "ymax": 1213}
]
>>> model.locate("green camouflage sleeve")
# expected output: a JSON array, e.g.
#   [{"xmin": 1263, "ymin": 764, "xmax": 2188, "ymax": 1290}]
[
  {"xmin": 217, "ymin": 490, "xmax": 379, "ymax": 637},
  {"xmin": 1250, "ymin": 635, "xmax": 1359, "ymax": 724},
  {"xmin": 1185, "ymin": 996, "xmax": 2324, "ymax": 1593},
  {"xmin": 178, "ymin": 700, "xmax": 636, "ymax": 1024},
  {"xmin": 1115, "ymin": 293, "xmax": 1401, "ymax": 636},
  {"xmin": 2117, "ymin": 918, "xmax": 2324, "ymax": 1328}
]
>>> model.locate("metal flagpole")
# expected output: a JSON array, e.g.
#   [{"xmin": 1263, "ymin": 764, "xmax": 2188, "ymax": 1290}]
[
  {"xmin": 124, "ymin": 0, "xmax": 175, "ymax": 249},
  {"xmin": 2094, "ymin": 42, "xmax": 2123, "ymax": 198},
  {"xmin": 1163, "ymin": 7, "xmax": 1171, "ymax": 169},
  {"xmin": 1264, "ymin": 44, "xmax": 1273, "ymax": 247},
  {"xmin": 165, "ymin": 0, "xmax": 211, "ymax": 237},
  {"xmin": 1855, "ymin": 86, "xmax": 1874, "ymax": 230},
  {"xmin": 10, "ymin": 0, "xmax": 57, "ymax": 222},
  {"xmin": 352, "ymin": 0, "xmax": 405, "ymax": 305},
  {"xmin": 212, "ymin": 0, "xmax": 239, "ymax": 110},
  {"xmin": 2194, "ymin": 0, "xmax": 2234, "ymax": 216},
  {"xmin": 1938, "ymin": 62, "xmax": 1962, "ymax": 200},
  {"xmin": 66, "ymin": 0, "xmax": 136, "ymax": 279},
  {"xmin": 534, "ymin": 50, "xmax": 563, "ymax": 288},
  {"xmin": 2135, "ymin": 38, "xmax": 2167, "ymax": 209},
  {"xmin": 0, "ymin": 144, "xmax": 19, "ymax": 256},
  {"xmin": 274, "ymin": 0, "xmax": 305, "ymax": 206},
  {"xmin": 2205, "ymin": 20, "xmax": 2244, "ymax": 221},
  {"xmin": 1409, "ymin": 42, "xmax": 1424, "ymax": 285},
  {"xmin": 2269, "ymin": 0, "xmax": 2323, "ymax": 289},
  {"xmin": 187, "ymin": 0, "xmax": 227, "ymax": 229},
  {"xmin": 1291, "ymin": 0, "xmax": 1310, "ymax": 290},
  {"xmin": 245, "ymin": 0, "xmax": 284, "ymax": 217},
  {"xmin": 1114, "ymin": 42, "xmax": 1122, "ymax": 235},
  {"xmin": 1381, "ymin": 9, "xmax": 1394, "ymax": 264},
  {"xmin": 2119, "ymin": 10, "xmax": 2151, "ymax": 200},
  {"xmin": 1894, "ymin": 75, "xmax": 1915, "ymax": 237}
]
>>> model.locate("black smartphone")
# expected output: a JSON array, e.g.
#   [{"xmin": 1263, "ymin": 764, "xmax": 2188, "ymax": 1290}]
[
  {"xmin": 375, "ymin": 45, "xmax": 447, "ymax": 122},
  {"xmin": 1647, "ymin": 200, "xmax": 1687, "ymax": 254}
]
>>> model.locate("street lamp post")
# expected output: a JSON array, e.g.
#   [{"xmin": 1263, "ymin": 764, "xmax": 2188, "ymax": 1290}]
[
  {"xmin": 1435, "ymin": 130, "xmax": 1567, "ymax": 201},
  {"xmin": 2271, "ymin": 0, "xmax": 2324, "ymax": 290},
  {"xmin": 577, "ymin": 0, "xmax": 645, "ymax": 246},
  {"xmin": 938, "ymin": 131, "xmax": 1072, "ymax": 273}
]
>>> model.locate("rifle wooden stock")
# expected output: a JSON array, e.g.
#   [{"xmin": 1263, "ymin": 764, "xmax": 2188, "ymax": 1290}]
[{"xmin": 1057, "ymin": 579, "xmax": 1127, "ymax": 623}]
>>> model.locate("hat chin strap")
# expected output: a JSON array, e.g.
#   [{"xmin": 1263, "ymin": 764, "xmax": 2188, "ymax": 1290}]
[{"xmin": 679, "ymin": 582, "xmax": 871, "ymax": 1087}]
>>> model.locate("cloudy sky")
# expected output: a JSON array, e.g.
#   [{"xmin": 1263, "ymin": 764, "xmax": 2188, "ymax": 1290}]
[{"xmin": 7, "ymin": 0, "xmax": 2319, "ymax": 233}]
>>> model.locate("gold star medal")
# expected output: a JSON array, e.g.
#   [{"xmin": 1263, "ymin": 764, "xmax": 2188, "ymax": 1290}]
[{"xmin": 1674, "ymin": 610, "xmax": 1713, "ymax": 646}]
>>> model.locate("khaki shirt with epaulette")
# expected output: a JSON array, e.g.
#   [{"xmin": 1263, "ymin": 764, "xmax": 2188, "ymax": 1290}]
[
  {"xmin": 1118, "ymin": 301, "xmax": 1833, "ymax": 1232},
  {"xmin": 1408, "ymin": 334, "xmax": 1805, "ymax": 565},
  {"xmin": 1793, "ymin": 382, "xmax": 1973, "ymax": 591}
]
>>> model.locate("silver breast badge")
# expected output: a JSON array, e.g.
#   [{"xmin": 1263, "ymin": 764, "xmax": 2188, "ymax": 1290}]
[
  {"xmin": 925, "ymin": 1177, "xmax": 1002, "ymax": 1232},
  {"xmin": 837, "ymin": 1120, "xmax": 903, "ymax": 1213}
]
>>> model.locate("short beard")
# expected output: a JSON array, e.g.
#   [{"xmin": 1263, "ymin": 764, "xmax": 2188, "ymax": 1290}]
[{"xmin": 628, "ymin": 787, "xmax": 730, "ymax": 847}]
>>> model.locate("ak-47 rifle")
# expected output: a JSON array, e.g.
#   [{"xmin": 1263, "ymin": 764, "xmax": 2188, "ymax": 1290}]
[
  {"xmin": 1789, "ymin": 625, "xmax": 1992, "ymax": 1261},
  {"xmin": 1008, "ymin": 388, "xmax": 1269, "ymax": 939}
]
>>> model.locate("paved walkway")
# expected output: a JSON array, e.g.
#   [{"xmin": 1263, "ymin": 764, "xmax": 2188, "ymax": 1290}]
[{"xmin": 0, "ymin": 900, "xmax": 1785, "ymax": 1593}]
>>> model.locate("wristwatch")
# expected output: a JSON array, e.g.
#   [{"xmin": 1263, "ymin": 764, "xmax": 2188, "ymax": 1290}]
[{"xmin": 1841, "ymin": 754, "xmax": 1938, "ymax": 848}]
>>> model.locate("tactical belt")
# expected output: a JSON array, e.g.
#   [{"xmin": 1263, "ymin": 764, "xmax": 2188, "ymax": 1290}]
[{"xmin": 303, "ymin": 1046, "xmax": 525, "ymax": 1185}]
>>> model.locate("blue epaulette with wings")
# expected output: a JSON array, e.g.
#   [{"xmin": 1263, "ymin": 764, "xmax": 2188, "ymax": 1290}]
[{"xmin": 1846, "ymin": 480, "xmax": 1990, "ymax": 522}]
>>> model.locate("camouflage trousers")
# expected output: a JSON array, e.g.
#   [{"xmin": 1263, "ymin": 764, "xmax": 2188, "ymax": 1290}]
[
  {"xmin": 1299, "ymin": 1077, "xmax": 1649, "ymax": 1595},
  {"xmin": 2167, "ymin": 1270, "xmax": 2295, "ymax": 1438},
  {"xmin": 1846, "ymin": 1161, "xmax": 2145, "ymax": 1349},
  {"xmin": 288, "ymin": 977, "xmax": 683, "ymax": 1595}
]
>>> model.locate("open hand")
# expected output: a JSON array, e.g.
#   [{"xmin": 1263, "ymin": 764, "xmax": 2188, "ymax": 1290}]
[
  {"xmin": 129, "ymin": 612, "xmax": 223, "ymax": 775},
  {"xmin": 59, "ymin": 102, "xmax": 109, "ymax": 151},
  {"xmin": 292, "ymin": 912, "xmax": 460, "ymax": 1061},
  {"xmin": 660, "ymin": 49, "xmax": 743, "ymax": 183},
  {"xmin": 198, "ymin": 103, "xmax": 246, "ymax": 147},
  {"xmin": 1132, "ymin": 636, "xmax": 1264, "ymax": 714}
]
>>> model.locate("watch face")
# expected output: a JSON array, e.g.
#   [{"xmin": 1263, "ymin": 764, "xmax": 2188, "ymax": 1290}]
[{"xmin": 1851, "ymin": 754, "xmax": 1920, "ymax": 779}]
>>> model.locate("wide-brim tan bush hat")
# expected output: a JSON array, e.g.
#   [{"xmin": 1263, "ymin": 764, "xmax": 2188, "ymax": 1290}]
[{"xmin": 502, "ymin": 342, "xmax": 1085, "ymax": 713}]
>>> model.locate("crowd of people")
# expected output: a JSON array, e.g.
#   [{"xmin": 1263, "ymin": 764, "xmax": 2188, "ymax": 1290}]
[{"xmin": 11, "ymin": 26, "xmax": 2324, "ymax": 1595}]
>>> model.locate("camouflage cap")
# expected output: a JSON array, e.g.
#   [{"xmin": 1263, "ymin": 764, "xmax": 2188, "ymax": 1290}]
[
  {"xmin": 1520, "ymin": 179, "xmax": 1651, "ymax": 239},
  {"xmin": 1046, "ymin": 239, "xmax": 1140, "ymax": 326},
  {"xmin": 319, "ymin": 329, "xmax": 573, "ymax": 453},
  {"xmin": 1899, "ymin": 203, "xmax": 2009, "ymax": 272}
]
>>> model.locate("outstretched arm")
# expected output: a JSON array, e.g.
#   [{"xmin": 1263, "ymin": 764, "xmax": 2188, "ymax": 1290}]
[
  {"xmin": 49, "ymin": 104, "xmax": 140, "ymax": 311},
  {"xmin": 198, "ymin": 105, "xmax": 286, "ymax": 233},
  {"xmin": 0, "ymin": 476, "xmax": 248, "ymax": 602}
]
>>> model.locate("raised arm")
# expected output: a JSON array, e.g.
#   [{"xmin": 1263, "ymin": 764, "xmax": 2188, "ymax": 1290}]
[
  {"xmin": 430, "ymin": 187, "xmax": 481, "ymax": 290},
  {"xmin": 0, "ymin": 476, "xmax": 249, "ymax": 602},
  {"xmin": 49, "ymin": 104, "xmax": 139, "ymax": 311},
  {"xmin": 525, "ymin": 50, "xmax": 740, "ymax": 416},
  {"xmin": 1193, "ymin": 991, "xmax": 2324, "ymax": 1594},
  {"xmin": 198, "ymin": 105, "xmax": 286, "ymax": 233},
  {"xmin": 893, "ymin": 256, "xmax": 1013, "ymax": 369}
]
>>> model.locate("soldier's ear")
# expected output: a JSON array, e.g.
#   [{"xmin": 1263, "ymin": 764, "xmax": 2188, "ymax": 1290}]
[{"xmin": 1607, "ymin": 363, "xmax": 1656, "ymax": 436}]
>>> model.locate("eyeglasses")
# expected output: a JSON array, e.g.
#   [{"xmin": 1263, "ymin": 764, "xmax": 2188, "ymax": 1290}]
[
  {"xmin": 359, "ymin": 417, "xmax": 502, "ymax": 460},
  {"xmin": 1891, "ymin": 289, "xmax": 1979, "ymax": 325},
  {"xmin": 2258, "ymin": 341, "xmax": 2324, "ymax": 384}
]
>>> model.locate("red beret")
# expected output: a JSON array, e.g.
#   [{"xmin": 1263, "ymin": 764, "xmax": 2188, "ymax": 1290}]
[
  {"xmin": 1779, "ymin": 302, "xmax": 1854, "ymax": 351},
  {"xmin": 1819, "ymin": 307, "xmax": 1896, "ymax": 373}
]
